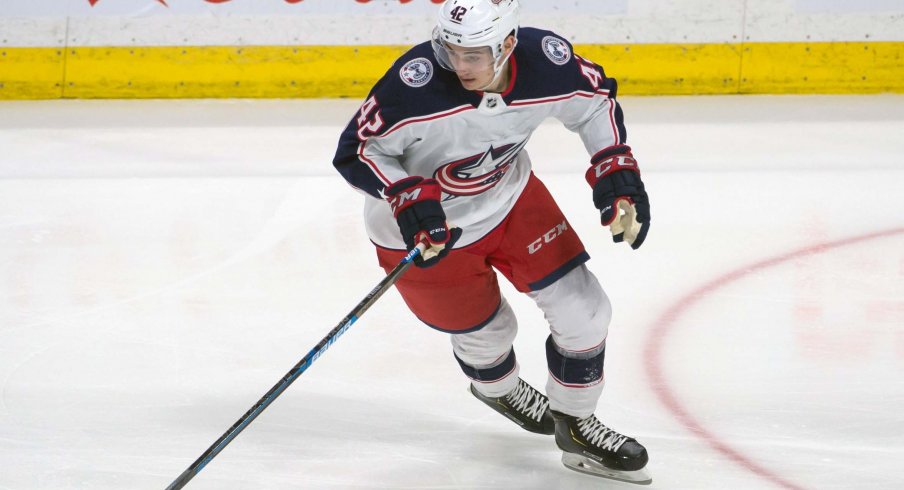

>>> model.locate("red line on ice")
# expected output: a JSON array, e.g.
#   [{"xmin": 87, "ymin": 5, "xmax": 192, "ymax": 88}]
[{"xmin": 644, "ymin": 227, "xmax": 904, "ymax": 490}]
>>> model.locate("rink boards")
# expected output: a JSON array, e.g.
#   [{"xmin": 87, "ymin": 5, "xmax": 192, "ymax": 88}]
[
  {"xmin": 2, "ymin": 41, "xmax": 903, "ymax": 99},
  {"xmin": 1, "ymin": 1, "xmax": 903, "ymax": 99}
]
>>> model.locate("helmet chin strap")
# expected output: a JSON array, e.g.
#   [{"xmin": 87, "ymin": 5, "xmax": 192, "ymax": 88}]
[{"xmin": 477, "ymin": 39, "xmax": 517, "ymax": 92}]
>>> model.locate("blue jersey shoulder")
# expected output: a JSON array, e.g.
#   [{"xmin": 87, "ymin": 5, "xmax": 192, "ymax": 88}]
[
  {"xmin": 332, "ymin": 42, "xmax": 478, "ymax": 198},
  {"xmin": 367, "ymin": 42, "xmax": 480, "ymax": 129},
  {"xmin": 510, "ymin": 27, "xmax": 617, "ymax": 100}
]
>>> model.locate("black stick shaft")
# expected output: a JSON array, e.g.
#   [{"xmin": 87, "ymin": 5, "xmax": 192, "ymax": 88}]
[{"xmin": 165, "ymin": 246, "xmax": 421, "ymax": 490}]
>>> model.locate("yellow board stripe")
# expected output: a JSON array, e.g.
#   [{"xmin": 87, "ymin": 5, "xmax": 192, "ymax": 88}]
[
  {"xmin": 0, "ymin": 47, "xmax": 66, "ymax": 99},
  {"xmin": 577, "ymin": 44, "xmax": 745, "ymax": 95},
  {"xmin": 1, "ymin": 42, "xmax": 902, "ymax": 99},
  {"xmin": 738, "ymin": 42, "xmax": 904, "ymax": 94}
]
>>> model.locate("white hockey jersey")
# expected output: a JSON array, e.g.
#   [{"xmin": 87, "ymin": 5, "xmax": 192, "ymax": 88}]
[{"xmin": 333, "ymin": 27, "xmax": 628, "ymax": 250}]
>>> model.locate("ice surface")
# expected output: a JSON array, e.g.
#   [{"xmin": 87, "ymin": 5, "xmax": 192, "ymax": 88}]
[{"xmin": 1, "ymin": 95, "xmax": 902, "ymax": 489}]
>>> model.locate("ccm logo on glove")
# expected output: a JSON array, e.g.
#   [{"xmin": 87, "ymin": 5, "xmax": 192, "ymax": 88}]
[
  {"xmin": 384, "ymin": 176, "xmax": 462, "ymax": 268},
  {"xmin": 387, "ymin": 183, "xmax": 441, "ymax": 216},
  {"xmin": 585, "ymin": 145, "xmax": 651, "ymax": 250},
  {"xmin": 589, "ymin": 154, "xmax": 638, "ymax": 179}
]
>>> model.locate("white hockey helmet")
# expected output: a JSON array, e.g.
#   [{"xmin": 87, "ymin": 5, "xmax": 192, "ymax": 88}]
[{"xmin": 431, "ymin": 0, "xmax": 521, "ymax": 73}]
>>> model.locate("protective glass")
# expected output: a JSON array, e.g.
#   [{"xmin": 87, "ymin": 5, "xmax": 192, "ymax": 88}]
[{"xmin": 431, "ymin": 28, "xmax": 496, "ymax": 73}]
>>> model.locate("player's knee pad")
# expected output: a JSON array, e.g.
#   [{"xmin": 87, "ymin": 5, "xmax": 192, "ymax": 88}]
[
  {"xmin": 454, "ymin": 347, "xmax": 517, "ymax": 383},
  {"xmin": 450, "ymin": 296, "xmax": 518, "ymax": 367},
  {"xmin": 545, "ymin": 335, "xmax": 605, "ymax": 387},
  {"xmin": 529, "ymin": 265, "xmax": 610, "ymax": 351},
  {"xmin": 545, "ymin": 335, "xmax": 606, "ymax": 417}
]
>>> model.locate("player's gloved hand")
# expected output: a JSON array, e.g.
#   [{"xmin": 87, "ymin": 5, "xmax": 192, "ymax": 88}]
[
  {"xmin": 385, "ymin": 176, "xmax": 462, "ymax": 268},
  {"xmin": 585, "ymin": 145, "xmax": 651, "ymax": 250}
]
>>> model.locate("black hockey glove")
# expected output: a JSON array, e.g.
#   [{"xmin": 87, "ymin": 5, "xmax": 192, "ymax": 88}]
[
  {"xmin": 385, "ymin": 176, "xmax": 462, "ymax": 268},
  {"xmin": 585, "ymin": 145, "xmax": 651, "ymax": 250}
]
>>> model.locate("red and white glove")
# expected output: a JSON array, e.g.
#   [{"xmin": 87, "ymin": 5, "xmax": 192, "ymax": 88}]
[
  {"xmin": 384, "ymin": 176, "xmax": 462, "ymax": 268},
  {"xmin": 585, "ymin": 145, "xmax": 651, "ymax": 249}
]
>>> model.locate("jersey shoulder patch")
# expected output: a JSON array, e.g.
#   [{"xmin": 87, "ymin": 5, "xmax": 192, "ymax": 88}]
[
  {"xmin": 540, "ymin": 35, "xmax": 572, "ymax": 65},
  {"xmin": 399, "ymin": 57, "xmax": 434, "ymax": 88},
  {"xmin": 517, "ymin": 28, "xmax": 574, "ymax": 66}
]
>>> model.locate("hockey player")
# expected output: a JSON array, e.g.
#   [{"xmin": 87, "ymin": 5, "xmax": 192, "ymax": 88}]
[{"xmin": 333, "ymin": 0, "xmax": 651, "ymax": 484}]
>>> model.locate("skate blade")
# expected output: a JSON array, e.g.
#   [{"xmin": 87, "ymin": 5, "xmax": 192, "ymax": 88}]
[{"xmin": 561, "ymin": 452, "xmax": 652, "ymax": 485}]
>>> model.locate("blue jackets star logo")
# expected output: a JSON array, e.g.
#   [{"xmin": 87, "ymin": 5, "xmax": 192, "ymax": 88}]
[{"xmin": 434, "ymin": 139, "xmax": 528, "ymax": 196}]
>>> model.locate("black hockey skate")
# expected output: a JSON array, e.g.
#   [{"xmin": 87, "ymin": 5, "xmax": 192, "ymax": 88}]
[
  {"xmin": 470, "ymin": 378, "xmax": 555, "ymax": 435},
  {"xmin": 551, "ymin": 410, "xmax": 652, "ymax": 485}
]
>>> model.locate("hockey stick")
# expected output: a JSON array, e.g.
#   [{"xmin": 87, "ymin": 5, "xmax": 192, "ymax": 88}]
[{"xmin": 165, "ymin": 244, "xmax": 424, "ymax": 490}]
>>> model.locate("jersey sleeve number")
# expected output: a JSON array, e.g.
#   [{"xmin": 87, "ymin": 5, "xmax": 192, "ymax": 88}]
[
  {"xmin": 356, "ymin": 96, "xmax": 385, "ymax": 140},
  {"xmin": 576, "ymin": 55, "xmax": 603, "ymax": 90}
]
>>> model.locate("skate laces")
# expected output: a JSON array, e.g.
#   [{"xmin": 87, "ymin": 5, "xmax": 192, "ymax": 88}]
[
  {"xmin": 577, "ymin": 416, "xmax": 629, "ymax": 452},
  {"xmin": 505, "ymin": 380, "xmax": 549, "ymax": 423}
]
